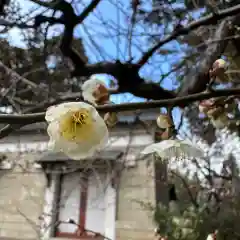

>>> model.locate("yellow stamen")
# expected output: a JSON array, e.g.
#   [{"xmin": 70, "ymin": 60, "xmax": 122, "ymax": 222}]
[{"xmin": 59, "ymin": 109, "xmax": 93, "ymax": 142}]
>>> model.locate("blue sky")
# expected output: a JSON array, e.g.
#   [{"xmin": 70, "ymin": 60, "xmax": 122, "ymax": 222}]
[{"xmin": 3, "ymin": 0, "xmax": 201, "ymax": 127}]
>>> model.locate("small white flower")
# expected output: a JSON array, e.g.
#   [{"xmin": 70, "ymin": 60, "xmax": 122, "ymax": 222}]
[
  {"xmin": 81, "ymin": 76, "xmax": 109, "ymax": 105},
  {"xmin": 141, "ymin": 139, "xmax": 204, "ymax": 159},
  {"xmin": 45, "ymin": 102, "xmax": 109, "ymax": 160}
]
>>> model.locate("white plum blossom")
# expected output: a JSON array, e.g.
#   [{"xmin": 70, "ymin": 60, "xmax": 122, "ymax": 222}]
[
  {"xmin": 45, "ymin": 102, "xmax": 109, "ymax": 160},
  {"xmin": 141, "ymin": 139, "xmax": 204, "ymax": 159},
  {"xmin": 81, "ymin": 76, "xmax": 109, "ymax": 105}
]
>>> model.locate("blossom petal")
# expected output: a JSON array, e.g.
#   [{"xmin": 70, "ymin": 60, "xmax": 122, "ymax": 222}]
[
  {"xmin": 82, "ymin": 77, "xmax": 107, "ymax": 92},
  {"xmin": 46, "ymin": 101, "xmax": 109, "ymax": 160},
  {"xmin": 47, "ymin": 122, "xmax": 79, "ymax": 152},
  {"xmin": 141, "ymin": 140, "xmax": 204, "ymax": 159},
  {"xmin": 141, "ymin": 140, "xmax": 178, "ymax": 154},
  {"xmin": 63, "ymin": 117, "xmax": 108, "ymax": 160},
  {"xmin": 45, "ymin": 102, "xmax": 96, "ymax": 122}
]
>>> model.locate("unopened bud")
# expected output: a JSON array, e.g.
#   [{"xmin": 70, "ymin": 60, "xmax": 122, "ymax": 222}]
[
  {"xmin": 210, "ymin": 59, "xmax": 228, "ymax": 82},
  {"xmin": 213, "ymin": 59, "xmax": 227, "ymax": 70},
  {"xmin": 198, "ymin": 99, "xmax": 215, "ymax": 114},
  {"xmin": 156, "ymin": 114, "xmax": 173, "ymax": 129},
  {"xmin": 93, "ymin": 84, "xmax": 109, "ymax": 105},
  {"xmin": 104, "ymin": 112, "xmax": 118, "ymax": 128}
]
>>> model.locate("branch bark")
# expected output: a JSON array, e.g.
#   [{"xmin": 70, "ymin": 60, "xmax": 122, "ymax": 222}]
[
  {"xmin": 177, "ymin": 19, "xmax": 234, "ymax": 97},
  {"xmin": 0, "ymin": 87, "xmax": 239, "ymax": 124},
  {"xmin": 137, "ymin": 4, "xmax": 240, "ymax": 67},
  {"xmin": 52, "ymin": 0, "xmax": 175, "ymax": 100},
  {"xmin": 29, "ymin": 1, "xmax": 240, "ymax": 101}
]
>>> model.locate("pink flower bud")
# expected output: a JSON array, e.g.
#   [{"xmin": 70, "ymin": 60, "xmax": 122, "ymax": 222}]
[{"xmin": 93, "ymin": 84, "xmax": 109, "ymax": 104}]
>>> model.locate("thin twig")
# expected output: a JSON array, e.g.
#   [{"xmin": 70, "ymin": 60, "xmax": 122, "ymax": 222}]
[
  {"xmin": 0, "ymin": 87, "xmax": 239, "ymax": 124},
  {"xmin": 138, "ymin": 4, "xmax": 240, "ymax": 66}
]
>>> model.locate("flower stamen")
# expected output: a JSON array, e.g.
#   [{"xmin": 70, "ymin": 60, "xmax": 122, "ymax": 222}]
[
  {"xmin": 72, "ymin": 112, "xmax": 88, "ymax": 125},
  {"xmin": 45, "ymin": 101, "xmax": 109, "ymax": 160},
  {"xmin": 59, "ymin": 109, "xmax": 93, "ymax": 142}
]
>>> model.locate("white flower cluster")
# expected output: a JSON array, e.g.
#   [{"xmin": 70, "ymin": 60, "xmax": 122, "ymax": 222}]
[
  {"xmin": 45, "ymin": 71, "xmax": 240, "ymax": 163},
  {"xmin": 45, "ymin": 76, "xmax": 119, "ymax": 160},
  {"xmin": 141, "ymin": 139, "xmax": 204, "ymax": 160}
]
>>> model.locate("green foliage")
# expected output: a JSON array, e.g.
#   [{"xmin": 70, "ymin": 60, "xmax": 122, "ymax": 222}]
[
  {"xmin": 136, "ymin": 166, "xmax": 240, "ymax": 240},
  {"xmin": 139, "ymin": 197, "xmax": 240, "ymax": 239}
]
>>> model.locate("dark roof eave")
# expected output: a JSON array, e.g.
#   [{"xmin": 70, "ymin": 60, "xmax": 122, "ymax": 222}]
[{"xmin": 36, "ymin": 150, "xmax": 124, "ymax": 164}]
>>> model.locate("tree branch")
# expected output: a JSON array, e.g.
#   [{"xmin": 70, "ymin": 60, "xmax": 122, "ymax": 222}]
[
  {"xmin": 0, "ymin": 92, "xmax": 86, "ymax": 139},
  {"xmin": 28, "ymin": 1, "xmax": 240, "ymax": 101},
  {"xmin": 137, "ymin": 4, "xmax": 240, "ymax": 67},
  {"xmin": 58, "ymin": 0, "xmax": 101, "ymax": 68},
  {"xmin": 0, "ymin": 19, "xmax": 32, "ymax": 29},
  {"xmin": 177, "ymin": 18, "xmax": 234, "ymax": 97},
  {"xmin": 0, "ymin": 61, "xmax": 39, "ymax": 89},
  {"xmin": 51, "ymin": 0, "xmax": 175, "ymax": 100},
  {"xmin": 76, "ymin": 0, "xmax": 101, "ymax": 23},
  {"xmin": 0, "ymin": 87, "xmax": 239, "ymax": 124},
  {"xmin": 30, "ymin": 0, "xmax": 63, "ymax": 9}
]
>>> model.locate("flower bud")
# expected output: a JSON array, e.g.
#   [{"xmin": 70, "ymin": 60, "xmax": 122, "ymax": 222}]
[
  {"xmin": 210, "ymin": 59, "xmax": 228, "ymax": 82},
  {"xmin": 156, "ymin": 114, "xmax": 173, "ymax": 129},
  {"xmin": 82, "ymin": 77, "xmax": 109, "ymax": 105},
  {"xmin": 199, "ymin": 99, "xmax": 215, "ymax": 114},
  {"xmin": 104, "ymin": 112, "xmax": 118, "ymax": 128},
  {"xmin": 93, "ymin": 83, "xmax": 109, "ymax": 105},
  {"xmin": 213, "ymin": 59, "xmax": 227, "ymax": 70}
]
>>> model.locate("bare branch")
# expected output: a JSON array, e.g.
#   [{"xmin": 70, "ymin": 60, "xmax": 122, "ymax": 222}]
[
  {"xmin": 0, "ymin": 87, "xmax": 239, "ymax": 124},
  {"xmin": 0, "ymin": 61, "xmax": 38, "ymax": 89},
  {"xmin": 30, "ymin": 0, "xmax": 63, "ymax": 9},
  {"xmin": 0, "ymin": 19, "xmax": 32, "ymax": 28},
  {"xmin": 177, "ymin": 19, "xmax": 233, "ymax": 97},
  {"xmin": 137, "ymin": 4, "xmax": 240, "ymax": 67},
  {"xmin": 50, "ymin": 0, "xmax": 175, "ymax": 100}
]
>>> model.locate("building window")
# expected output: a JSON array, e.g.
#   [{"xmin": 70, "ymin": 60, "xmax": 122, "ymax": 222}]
[{"xmin": 55, "ymin": 170, "xmax": 109, "ymax": 239}]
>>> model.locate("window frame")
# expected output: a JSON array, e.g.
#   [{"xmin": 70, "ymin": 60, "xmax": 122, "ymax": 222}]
[{"xmin": 54, "ymin": 171, "xmax": 104, "ymax": 239}]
